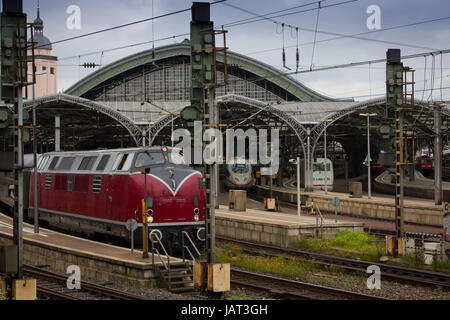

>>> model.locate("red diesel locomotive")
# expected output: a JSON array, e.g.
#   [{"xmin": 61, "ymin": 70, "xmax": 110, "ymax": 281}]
[
  {"xmin": 27, "ymin": 146, "xmax": 205, "ymax": 251},
  {"xmin": 415, "ymin": 156, "xmax": 434, "ymax": 172}
]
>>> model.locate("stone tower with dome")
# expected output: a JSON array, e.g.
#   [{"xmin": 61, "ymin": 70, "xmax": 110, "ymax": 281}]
[{"xmin": 27, "ymin": 5, "xmax": 58, "ymax": 97}]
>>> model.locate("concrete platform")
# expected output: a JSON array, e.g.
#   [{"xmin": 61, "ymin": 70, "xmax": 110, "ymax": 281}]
[
  {"xmin": 0, "ymin": 213, "xmax": 180, "ymax": 288},
  {"xmin": 215, "ymin": 205, "xmax": 364, "ymax": 248},
  {"xmin": 255, "ymin": 182, "xmax": 445, "ymax": 227}
]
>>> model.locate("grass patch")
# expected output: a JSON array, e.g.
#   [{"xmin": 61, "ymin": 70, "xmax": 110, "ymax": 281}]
[
  {"xmin": 292, "ymin": 230, "xmax": 386, "ymax": 261},
  {"xmin": 292, "ymin": 230, "xmax": 450, "ymax": 273},
  {"xmin": 431, "ymin": 257, "xmax": 450, "ymax": 272},
  {"xmin": 225, "ymin": 288, "xmax": 257, "ymax": 300},
  {"xmin": 398, "ymin": 252, "xmax": 450, "ymax": 273},
  {"xmin": 216, "ymin": 242, "xmax": 345, "ymax": 282}
]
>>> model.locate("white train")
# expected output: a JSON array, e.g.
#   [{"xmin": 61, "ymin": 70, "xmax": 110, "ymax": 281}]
[
  {"xmin": 311, "ymin": 158, "xmax": 334, "ymax": 191},
  {"xmin": 224, "ymin": 160, "xmax": 255, "ymax": 190},
  {"xmin": 291, "ymin": 158, "xmax": 334, "ymax": 191}
]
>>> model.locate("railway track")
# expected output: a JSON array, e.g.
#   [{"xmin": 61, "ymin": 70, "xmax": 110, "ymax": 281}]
[
  {"xmin": 23, "ymin": 264, "xmax": 149, "ymax": 300},
  {"xmin": 219, "ymin": 236, "xmax": 450, "ymax": 290},
  {"xmin": 231, "ymin": 268, "xmax": 388, "ymax": 300}
]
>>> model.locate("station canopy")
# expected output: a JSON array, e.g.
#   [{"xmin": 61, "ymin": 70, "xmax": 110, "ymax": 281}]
[{"xmin": 9, "ymin": 41, "xmax": 449, "ymax": 158}]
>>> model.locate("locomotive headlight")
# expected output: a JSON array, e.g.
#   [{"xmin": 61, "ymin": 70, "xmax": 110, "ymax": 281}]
[
  {"xmin": 194, "ymin": 208, "xmax": 200, "ymax": 222},
  {"xmin": 147, "ymin": 209, "xmax": 154, "ymax": 223}
]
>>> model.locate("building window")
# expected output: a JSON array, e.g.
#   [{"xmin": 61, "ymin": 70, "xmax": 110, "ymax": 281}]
[
  {"xmin": 50, "ymin": 67, "xmax": 54, "ymax": 74},
  {"xmin": 42, "ymin": 66, "xmax": 46, "ymax": 71}
]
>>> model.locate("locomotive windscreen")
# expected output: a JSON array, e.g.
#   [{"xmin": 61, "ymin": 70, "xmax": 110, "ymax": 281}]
[
  {"xmin": 313, "ymin": 163, "xmax": 331, "ymax": 172},
  {"xmin": 168, "ymin": 149, "xmax": 186, "ymax": 165},
  {"xmin": 135, "ymin": 151, "xmax": 165, "ymax": 167},
  {"xmin": 231, "ymin": 163, "xmax": 249, "ymax": 173}
]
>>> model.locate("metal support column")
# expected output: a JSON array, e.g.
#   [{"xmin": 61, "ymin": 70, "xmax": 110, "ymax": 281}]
[
  {"xmin": 306, "ymin": 128, "xmax": 312, "ymax": 192},
  {"xmin": 297, "ymin": 156, "xmax": 301, "ymax": 216},
  {"xmin": 13, "ymin": 88, "xmax": 24, "ymax": 279},
  {"xmin": 204, "ymin": 86, "xmax": 216, "ymax": 264},
  {"xmin": 434, "ymin": 103, "xmax": 443, "ymax": 205},
  {"xmin": 394, "ymin": 108, "xmax": 405, "ymax": 242},
  {"xmin": 324, "ymin": 125, "xmax": 328, "ymax": 194},
  {"xmin": 32, "ymin": 79, "xmax": 39, "ymax": 233},
  {"xmin": 367, "ymin": 116, "xmax": 372, "ymax": 199},
  {"xmin": 55, "ymin": 114, "xmax": 60, "ymax": 152}
]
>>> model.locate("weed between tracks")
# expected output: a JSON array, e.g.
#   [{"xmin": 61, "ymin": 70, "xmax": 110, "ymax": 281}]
[
  {"xmin": 399, "ymin": 252, "xmax": 450, "ymax": 273},
  {"xmin": 293, "ymin": 230, "xmax": 450, "ymax": 273},
  {"xmin": 225, "ymin": 288, "xmax": 261, "ymax": 300},
  {"xmin": 216, "ymin": 242, "xmax": 345, "ymax": 284},
  {"xmin": 292, "ymin": 230, "xmax": 386, "ymax": 261},
  {"xmin": 292, "ymin": 230, "xmax": 450, "ymax": 273},
  {"xmin": 216, "ymin": 241, "xmax": 449, "ymax": 300}
]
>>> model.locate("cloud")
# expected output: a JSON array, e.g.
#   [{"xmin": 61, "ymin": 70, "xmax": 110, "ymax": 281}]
[{"xmin": 22, "ymin": 0, "xmax": 450, "ymax": 99}]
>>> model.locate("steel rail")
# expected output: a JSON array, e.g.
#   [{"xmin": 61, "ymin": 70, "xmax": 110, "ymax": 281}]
[
  {"xmin": 219, "ymin": 236, "xmax": 450, "ymax": 290},
  {"xmin": 231, "ymin": 268, "xmax": 388, "ymax": 300},
  {"xmin": 36, "ymin": 285, "xmax": 81, "ymax": 300},
  {"xmin": 23, "ymin": 264, "xmax": 149, "ymax": 300}
]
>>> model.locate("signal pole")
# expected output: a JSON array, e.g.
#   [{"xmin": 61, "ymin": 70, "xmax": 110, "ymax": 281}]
[
  {"xmin": 181, "ymin": 2, "xmax": 229, "ymax": 293},
  {"xmin": 386, "ymin": 49, "xmax": 415, "ymax": 257},
  {"xmin": 434, "ymin": 102, "xmax": 443, "ymax": 205},
  {"xmin": 1, "ymin": 1, "xmax": 28, "ymax": 280}
]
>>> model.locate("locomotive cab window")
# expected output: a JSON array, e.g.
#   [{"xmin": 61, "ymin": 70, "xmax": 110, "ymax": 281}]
[
  {"xmin": 48, "ymin": 157, "xmax": 60, "ymax": 170},
  {"xmin": 96, "ymin": 155, "xmax": 111, "ymax": 171},
  {"xmin": 38, "ymin": 156, "xmax": 49, "ymax": 170},
  {"xmin": 168, "ymin": 148, "xmax": 186, "ymax": 165},
  {"xmin": 135, "ymin": 151, "xmax": 165, "ymax": 168},
  {"xmin": 117, "ymin": 153, "xmax": 134, "ymax": 171},
  {"xmin": 78, "ymin": 156, "xmax": 97, "ymax": 171},
  {"xmin": 57, "ymin": 157, "xmax": 76, "ymax": 171},
  {"xmin": 37, "ymin": 156, "xmax": 44, "ymax": 169}
]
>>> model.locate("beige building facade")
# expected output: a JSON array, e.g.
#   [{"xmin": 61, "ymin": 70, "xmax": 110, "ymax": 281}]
[{"xmin": 26, "ymin": 7, "xmax": 57, "ymax": 98}]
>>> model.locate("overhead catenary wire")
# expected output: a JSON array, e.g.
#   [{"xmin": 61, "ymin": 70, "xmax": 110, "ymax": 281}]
[
  {"xmin": 422, "ymin": 56, "xmax": 427, "ymax": 101},
  {"xmin": 223, "ymin": 1, "xmax": 443, "ymax": 52},
  {"xmin": 441, "ymin": 53, "xmax": 444, "ymax": 101},
  {"xmin": 48, "ymin": 1, "xmax": 449, "ymax": 102},
  {"xmin": 296, "ymin": 27, "xmax": 300, "ymax": 72},
  {"xmin": 32, "ymin": 0, "xmax": 227, "ymax": 49},
  {"xmin": 427, "ymin": 54, "xmax": 436, "ymax": 103},
  {"xmin": 335, "ymin": 86, "xmax": 450, "ymax": 101},
  {"xmin": 57, "ymin": 6, "xmax": 448, "ymax": 62},
  {"xmin": 310, "ymin": 1, "xmax": 322, "ymax": 70},
  {"xmin": 242, "ymin": 49, "xmax": 450, "ymax": 85},
  {"xmin": 243, "ymin": 16, "xmax": 450, "ymax": 56},
  {"xmin": 368, "ymin": 62, "xmax": 372, "ymax": 100},
  {"xmin": 59, "ymin": 0, "xmax": 355, "ymax": 61},
  {"xmin": 152, "ymin": 0, "xmax": 155, "ymax": 59},
  {"xmin": 222, "ymin": 0, "xmax": 358, "ymax": 29},
  {"xmin": 281, "ymin": 23, "xmax": 291, "ymax": 70}
]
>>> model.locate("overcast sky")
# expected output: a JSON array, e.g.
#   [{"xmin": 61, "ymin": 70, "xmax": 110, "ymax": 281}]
[{"xmin": 22, "ymin": 0, "xmax": 450, "ymax": 101}]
